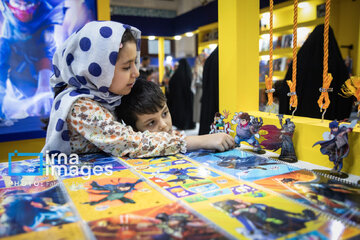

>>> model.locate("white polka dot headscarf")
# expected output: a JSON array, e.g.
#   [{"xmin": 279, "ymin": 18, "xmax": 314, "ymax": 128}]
[{"xmin": 42, "ymin": 21, "xmax": 141, "ymax": 155}]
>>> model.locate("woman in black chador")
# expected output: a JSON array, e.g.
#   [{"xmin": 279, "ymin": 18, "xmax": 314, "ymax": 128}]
[
  {"xmin": 277, "ymin": 24, "xmax": 353, "ymax": 120},
  {"xmin": 168, "ymin": 58, "xmax": 195, "ymax": 130},
  {"xmin": 199, "ymin": 47, "xmax": 219, "ymax": 135}
]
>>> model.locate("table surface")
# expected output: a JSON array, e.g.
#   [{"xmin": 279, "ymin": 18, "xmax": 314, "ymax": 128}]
[{"xmin": 1, "ymin": 148, "xmax": 360, "ymax": 239}]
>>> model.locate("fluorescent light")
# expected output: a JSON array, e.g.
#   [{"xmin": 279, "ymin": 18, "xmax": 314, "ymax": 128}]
[
  {"xmin": 298, "ymin": 2, "xmax": 310, "ymax": 9},
  {"xmin": 209, "ymin": 44, "xmax": 217, "ymax": 50},
  {"xmin": 174, "ymin": 35, "xmax": 182, "ymax": 40},
  {"xmin": 185, "ymin": 32, "xmax": 194, "ymax": 37},
  {"xmin": 148, "ymin": 36, "xmax": 156, "ymax": 40}
]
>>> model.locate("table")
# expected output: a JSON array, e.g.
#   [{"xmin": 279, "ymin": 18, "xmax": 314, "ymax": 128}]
[{"xmin": 1, "ymin": 148, "xmax": 360, "ymax": 239}]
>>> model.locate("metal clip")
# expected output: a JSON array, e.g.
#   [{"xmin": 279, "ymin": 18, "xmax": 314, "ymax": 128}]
[
  {"xmin": 287, "ymin": 91, "xmax": 297, "ymax": 96},
  {"xmin": 265, "ymin": 88, "xmax": 275, "ymax": 93},
  {"xmin": 291, "ymin": 107, "xmax": 297, "ymax": 119},
  {"xmin": 319, "ymin": 87, "xmax": 333, "ymax": 93}
]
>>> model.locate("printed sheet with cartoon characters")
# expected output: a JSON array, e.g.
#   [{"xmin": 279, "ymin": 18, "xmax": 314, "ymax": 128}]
[{"xmin": 0, "ymin": 149, "xmax": 359, "ymax": 239}]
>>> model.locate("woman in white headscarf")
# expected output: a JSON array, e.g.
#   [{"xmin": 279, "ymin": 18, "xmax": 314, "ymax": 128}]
[
  {"xmin": 42, "ymin": 21, "xmax": 187, "ymax": 158},
  {"xmin": 43, "ymin": 21, "xmax": 235, "ymax": 158}
]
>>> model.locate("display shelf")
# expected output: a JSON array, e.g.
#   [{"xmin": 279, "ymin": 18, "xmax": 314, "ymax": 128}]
[
  {"xmin": 260, "ymin": 17, "xmax": 325, "ymax": 36},
  {"xmin": 259, "ymin": 0, "xmax": 326, "ymax": 88},
  {"xmin": 197, "ymin": 22, "xmax": 218, "ymax": 54},
  {"xmin": 259, "ymin": 47, "xmax": 299, "ymax": 57}
]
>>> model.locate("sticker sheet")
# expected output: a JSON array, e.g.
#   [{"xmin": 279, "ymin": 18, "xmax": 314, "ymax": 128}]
[
  {"xmin": 1, "ymin": 149, "xmax": 360, "ymax": 239},
  {"xmin": 0, "ymin": 183, "xmax": 78, "ymax": 238},
  {"xmin": 186, "ymin": 149, "xmax": 299, "ymax": 182},
  {"xmin": 62, "ymin": 169, "xmax": 173, "ymax": 222},
  {"xmin": 88, "ymin": 202, "xmax": 229, "ymax": 240},
  {"xmin": 254, "ymin": 169, "xmax": 360, "ymax": 226}
]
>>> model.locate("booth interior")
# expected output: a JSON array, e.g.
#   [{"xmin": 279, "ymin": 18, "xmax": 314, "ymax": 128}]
[
  {"xmin": 1, "ymin": 0, "xmax": 359, "ymax": 177},
  {"xmin": 1, "ymin": 0, "xmax": 360, "ymax": 240}
]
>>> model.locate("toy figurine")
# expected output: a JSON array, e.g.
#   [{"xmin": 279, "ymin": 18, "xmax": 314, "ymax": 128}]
[
  {"xmin": 209, "ymin": 110, "xmax": 232, "ymax": 134},
  {"xmin": 232, "ymin": 112, "xmax": 265, "ymax": 154},
  {"xmin": 260, "ymin": 115, "xmax": 297, "ymax": 163},
  {"xmin": 313, "ymin": 119, "xmax": 358, "ymax": 178}
]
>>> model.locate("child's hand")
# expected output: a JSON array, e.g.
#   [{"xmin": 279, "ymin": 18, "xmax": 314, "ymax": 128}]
[{"xmin": 185, "ymin": 133, "xmax": 235, "ymax": 152}]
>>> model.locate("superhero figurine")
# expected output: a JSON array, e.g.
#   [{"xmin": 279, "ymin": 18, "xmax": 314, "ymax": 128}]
[
  {"xmin": 313, "ymin": 119, "xmax": 358, "ymax": 178},
  {"xmin": 0, "ymin": 0, "xmax": 66, "ymax": 119},
  {"xmin": 209, "ymin": 110, "xmax": 232, "ymax": 134},
  {"xmin": 260, "ymin": 115, "xmax": 297, "ymax": 163},
  {"xmin": 232, "ymin": 112, "xmax": 265, "ymax": 154}
]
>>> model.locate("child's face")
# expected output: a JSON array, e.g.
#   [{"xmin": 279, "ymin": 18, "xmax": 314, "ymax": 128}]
[
  {"xmin": 109, "ymin": 42, "xmax": 139, "ymax": 95},
  {"xmin": 135, "ymin": 104, "xmax": 172, "ymax": 133}
]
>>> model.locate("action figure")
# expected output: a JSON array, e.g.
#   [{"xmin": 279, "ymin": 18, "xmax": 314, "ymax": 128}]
[
  {"xmin": 209, "ymin": 110, "xmax": 232, "ymax": 134},
  {"xmin": 260, "ymin": 115, "xmax": 297, "ymax": 163},
  {"xmin": 232, "ymin": 112, "xmax": 264, "ymax": 154},
  {"xmin": 0, "ymin": 0, "xmax": 66, "ymax": 119},
  {"xmin": 313, "ymin": 119, "xmax": 357, "ymax": 176},
  {"xmin": 83, "ymin": 179, "xmax": 142, "ymax": 205}
]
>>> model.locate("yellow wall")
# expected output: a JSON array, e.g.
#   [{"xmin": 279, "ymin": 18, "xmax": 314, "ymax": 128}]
[
  {"xmin": 97, "ymin": 0, "xmax": 110, "ymax": 21},
  {"xmin": 331, "ymin": 0, "xmax": 360, "ymax": 76},
  {"xmin": 218, "ymin": 0, "xmax": 259, "ymax": 113}
]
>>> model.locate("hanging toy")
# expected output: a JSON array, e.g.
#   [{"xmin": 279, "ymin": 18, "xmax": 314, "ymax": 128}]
[
  {"xmin": 286, "ymin": 0, "xmax": 299, "ymax": 117},
  {"xmin": 265, "ymin": 0, "xmax": 275, "ymax": 114},
  {"xmin": 312, "ymin": 119, "xmax": 358, "ymax": 178},
  {"xmin": 317, "ymin": 0, "xmax": 333, "ymax": 121},
  {"xmin": 340, "ymin": 76, "xmax": 360, "ymax": 116}
]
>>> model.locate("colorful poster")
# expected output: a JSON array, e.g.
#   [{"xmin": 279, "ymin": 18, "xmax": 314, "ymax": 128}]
[
  {"xmin": 62, "ymin": 169, "xmax": 174, "ymax": 222},
  {"xmin": 254, "ymin": 169, "xmax": 360, "ymax": 226},
  {"xmin": 0, "ymin": 0, "xmax": 97, "ymax": 120},
  {"xmin": 185, "ymin": 189, "xmax": 357, "ymax": 239},
  {"xmin": 122, "ymin": 155, "xmax": 239, "ymax": 199},
  {"xmin": 0, "ymin": 222, "xmax": 88, "ymax": 240},
  {"xmin": 186, "ymin": 149, "xmax": 298, "ymax": 182},
  {"xmin": 0, "ymin": 183, "xmax": 78, "ymax": 238},
  {"xmin": 88, "ymin": 202, "xmax": 229, "ymax": 240}
]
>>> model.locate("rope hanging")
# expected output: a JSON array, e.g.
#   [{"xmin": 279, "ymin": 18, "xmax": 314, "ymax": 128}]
[
  {"xmin": 286, "ymin": 0, "xmax": 298, "ymax": 116},
  {"xmin": 265, "ymin": 0, "xmax": 275, "ymax": 107},
  {"xmin": 317, "ymin": 0, "xmax": 333, "ymax": 120}
]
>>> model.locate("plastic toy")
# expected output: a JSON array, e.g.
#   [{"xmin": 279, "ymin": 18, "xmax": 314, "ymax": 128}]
[
  {"xmin": 209, "ymin": 110, "xmax": 232, "ymax": 134},
  {"xmin": 260, "ymin": 115, "xmax": 297, "ymax": 163},
  {"xmin": 313, "ymin": 119, "xmax": 358, "ymax": 178},
  {"xmin": 232, "ymin": 112, "xmax": 265, "ymax": 154}
]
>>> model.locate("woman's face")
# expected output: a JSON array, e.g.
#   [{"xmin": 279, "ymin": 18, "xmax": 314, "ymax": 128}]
[{"xmin": 109, "ymin": 42, "xmax": 139, "ymax": 95}]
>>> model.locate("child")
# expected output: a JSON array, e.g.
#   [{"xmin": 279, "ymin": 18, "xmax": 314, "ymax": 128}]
[
  {"xmin": 43, "ymin": 21, "xmax": 233, "ymax": 158},
  {"xmin": 115, "ymin": 79, "xmax": 235, "ymax": 152}
]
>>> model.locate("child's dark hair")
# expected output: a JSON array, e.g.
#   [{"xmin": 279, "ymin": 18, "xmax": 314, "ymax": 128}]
[
  {"xmin": 115, "ymin": 79, "xmax": 166, "ymax": 131},
  {"xmin": 42, "ymin": 29, "xmax": 136, "ymax": 131}
]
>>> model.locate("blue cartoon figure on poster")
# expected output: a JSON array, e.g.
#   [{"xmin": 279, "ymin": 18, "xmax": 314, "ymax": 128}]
[
  {"xmin": 232, "ymin": 112, "xmax": 265, "ymax": 154},
  {"xmin": 0, "ymin": 0, "xmax": 66, "ymax": 119},
  {"xmin": 313, "ymin": 119, "xmax": 358, "ymax": 178},
  {"xmin": 0, "ymin": 0, "xmax": 96, "ymax": 121}
]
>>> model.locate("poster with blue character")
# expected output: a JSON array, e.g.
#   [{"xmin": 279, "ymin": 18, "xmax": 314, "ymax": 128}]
[{"xmin": 0, "ymin": 0, "xmax": 96, "ymax": 121}]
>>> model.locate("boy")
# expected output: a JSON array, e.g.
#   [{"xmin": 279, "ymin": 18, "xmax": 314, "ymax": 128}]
[{"xmin": 115, "ymin": 79, "xmax": 234, "ymax": 152}]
